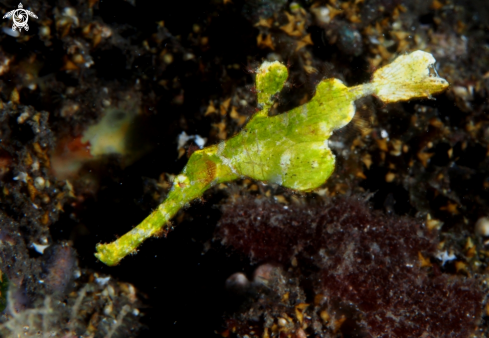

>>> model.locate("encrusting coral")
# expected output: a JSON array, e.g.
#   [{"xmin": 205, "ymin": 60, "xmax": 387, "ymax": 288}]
[{"xmin": 95, "ymin": 50, "xmax": 449, "ymax": 266}]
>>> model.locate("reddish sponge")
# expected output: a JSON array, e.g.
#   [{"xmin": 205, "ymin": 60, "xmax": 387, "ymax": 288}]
[{"xmin": 216, "ymin": 195, "xmax": 484, "ymax": 337}]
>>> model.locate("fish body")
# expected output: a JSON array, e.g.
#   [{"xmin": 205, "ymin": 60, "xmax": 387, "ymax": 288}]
[{"xmin": 95, "ymin": 51, "xmax": 449, "ymax": 266}]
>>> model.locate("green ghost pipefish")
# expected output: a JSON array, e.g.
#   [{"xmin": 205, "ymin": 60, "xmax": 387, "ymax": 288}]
[{"xmin": 95, "ymin": 51, "xmax": 449, "ymax": 266}]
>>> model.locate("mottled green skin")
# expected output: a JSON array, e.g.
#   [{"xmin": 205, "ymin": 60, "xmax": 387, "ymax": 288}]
[
  {"xmin": 95, "ymin": 52, "xmax": 449, "ymax": 266},
  {"xmin": 223, "ymin": 69, "xmax": 356, "ymax": 190}
]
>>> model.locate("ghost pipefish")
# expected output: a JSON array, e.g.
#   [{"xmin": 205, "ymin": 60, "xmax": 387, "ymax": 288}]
[{"xmin": 95, "ymin": 51, "xmax": 449, "ymax": 266}]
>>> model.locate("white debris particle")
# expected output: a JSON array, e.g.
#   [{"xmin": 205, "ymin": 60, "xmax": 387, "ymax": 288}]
[
  {"xmin": 436, "ymin": 250, "xmax": 456, "ymax": 266},
  {"xmin": 95, "ymin": 276, "xmax": 111, "ymax": 286},
  {"xmin": 17, "ymin": 112, "xmax": 30, "ymax": 124},
  {"xmin": 177, "ymin": 131, "xmax": 207, "ymax": 150},
  {"xmin": 34, "ymin": 177, "xmax": 45, "ymax": 190},
  {"xmin": 32, "ymin": 160, "xmax": 40, "ymax": 171},
  {"xmin": 475, "ymin": 217, "xmax": 489, "ymax": 236},
  {"xmin": 194, "ymin": 135, "xmax": 206, "ymax": 148},
  {"xmin": 31, "ymin": 243, "xmax": 50, "ymax": 254},
  {"xmin": 2, "ymin": 26, "xmax": 20, "ymax": 38},
  {"xmin": 13, "ymin": 171, "xmax": 28, "ymax": 182},
  {"xmin": 311, "ymin": 6, "xmax": 330, "ymax": 25},
  {"xmin": 327, "ymin": 140, "xmax": 344, "ymax": 149}
]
